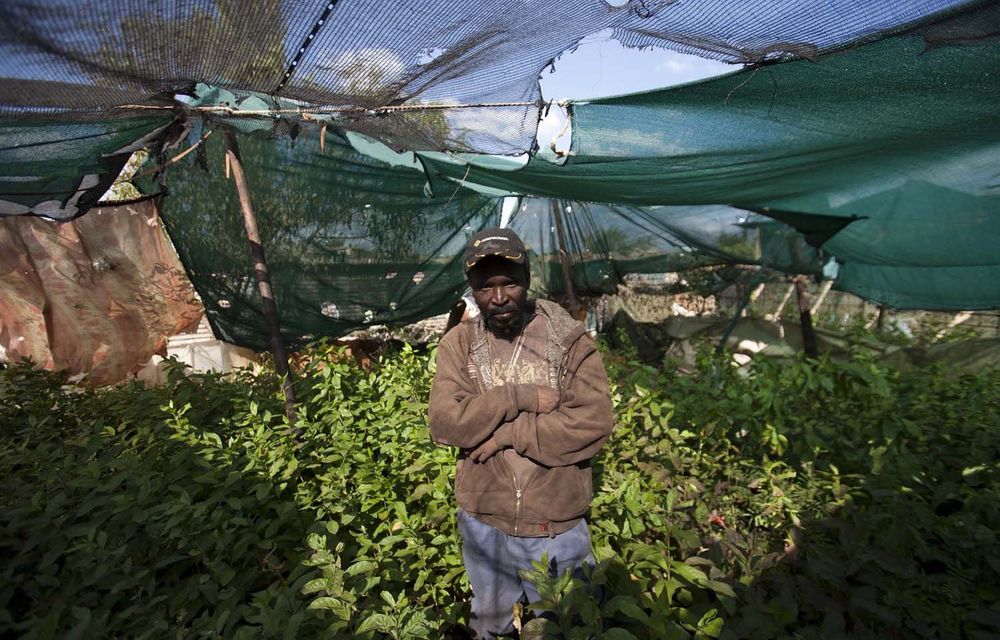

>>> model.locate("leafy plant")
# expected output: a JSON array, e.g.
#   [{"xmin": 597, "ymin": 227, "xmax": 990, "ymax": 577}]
[{"xmin": 1, "ymin": 335, "xmax": 997, "ymax": 639}]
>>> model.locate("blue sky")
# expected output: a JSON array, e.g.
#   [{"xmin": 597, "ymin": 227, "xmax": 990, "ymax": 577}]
[
  {"xmin": 533, "ymin": 34, "xmax": 735, "ymax": 159},
  {"xmin": 540, "ymin": 28, "xmax": 737, "ymax": 101}
]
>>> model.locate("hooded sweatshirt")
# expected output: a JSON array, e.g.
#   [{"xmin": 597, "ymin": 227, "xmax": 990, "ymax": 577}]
[{"xmin": 428, "ymin": 299, "xmax": 614, "ymax": 536}]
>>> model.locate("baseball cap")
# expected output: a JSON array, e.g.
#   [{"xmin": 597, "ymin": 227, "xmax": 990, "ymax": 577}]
[{"xmin": 462, "ymin": 228, "xmax": 528, "ymax": 274}]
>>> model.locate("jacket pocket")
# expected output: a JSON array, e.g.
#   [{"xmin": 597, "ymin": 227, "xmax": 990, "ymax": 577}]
[
  {"xmin": 455, "ymin": 457, "xmax": 515, "ymax": 519},
  {"xmin": 522, "ymin": 464, "xmax": 593, "ymax": 523}
]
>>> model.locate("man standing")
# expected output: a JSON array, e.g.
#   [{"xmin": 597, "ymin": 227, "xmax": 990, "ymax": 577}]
[{"xmin": 428, "ymin": 228, "xmax": 614, "ymax": 638}]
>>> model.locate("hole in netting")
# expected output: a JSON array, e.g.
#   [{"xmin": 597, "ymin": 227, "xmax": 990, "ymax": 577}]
[
  {"xmin": 320, "ymin": 302, "xmax": 340, "ymax": 318},
  {"xmin": 535, "ymin": 103, "xmax": 572, "ymax": 163},
  {"xmin": 540, "ymin": 29, "xmax": 733, "ymax": 101},
  {"xmin": 417, "ymin": 47, "xmax": 448, "ymax": 64},
  {"xmin": 101, "ymin": 150, "xmax": 148, "ymax": 203}
]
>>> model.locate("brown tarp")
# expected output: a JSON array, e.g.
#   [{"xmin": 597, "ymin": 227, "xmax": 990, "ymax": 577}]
[{"xmin": 0, "ymin": 199, "xmax": 203, "ymax": 385}]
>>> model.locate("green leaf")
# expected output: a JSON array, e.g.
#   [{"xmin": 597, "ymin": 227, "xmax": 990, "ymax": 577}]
[
  {"xmin": 307, "ymin": 533, "xmax": 326, "ymax": 550},
  {"xmin": 203, "ymin": 431, "xmax": 223, "ymax": 447},
  {"xmin": 356, "ymin": 613, "xmax": 394, "ymax": 634},
  {"xmin": 662, "ymin": 621, "xmax": 691, "ymax": 640},
  {"xmin": 696, "ymin": 609, "xmax": 723, "ymax": 638},
  {"xmin": 672, "ymin": 561, "xmax": 710, "ymax": 588},
  {"xmin": 307, "ymin": 596, "xmax": 341, "ymax": 610},
  {"xmin": 283, "ymin": 611, "xmax": 304, "ymax": 640},
  {"xmin": 346, "ymin": 559, "xmax": 377, "ymax": 577},
  {"xmin": 302, "ymin": 578, "xmax": 329, "ymax": 595},
  {"xmin": 604, "ymin": 628, "xmax": 640, "ymax": 640},
  {"xmin": 706, "ymin": 579, "xmax": 736, "ymax": 599},
  {"xmin": 603, "ymin": 595, "xmax": 650, "ymax": 625},
  {"xmin": 217, "ymin": 565, "xmax": 236, "ymax": 586}
]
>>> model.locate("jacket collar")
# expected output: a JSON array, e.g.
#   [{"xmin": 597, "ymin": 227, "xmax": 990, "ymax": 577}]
[{"xmin": 471, "ymin": 299, "xmax": 584, "ymax": 390}]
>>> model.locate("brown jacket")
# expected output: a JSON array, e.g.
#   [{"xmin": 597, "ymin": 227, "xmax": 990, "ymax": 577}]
[{"xmin": 428, "ymin": 300, "xmax": 613, "ymax": 536}]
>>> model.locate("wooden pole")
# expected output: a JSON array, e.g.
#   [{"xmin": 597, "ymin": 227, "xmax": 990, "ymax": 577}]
[
  {"xmin": 766, "ymin": 281, "xmax": 796, "ymax": 322},
  {"xmin": 934, "ymin": 311, "xmax": 973, "ymax": 342},
  {"xmin": 875, "ymin": 304, "xmax": 887, "ymax": 332},
  {"xmin": 744, "ymin": 282, "xmax": 766, "ymax": 317},
  {"xmin": 809, "ymin": 279, "xmax": 835, "ymax": 316},
  {"xmin": 224, "ymin": 130, "xmax": 297, "ymax": 423},
  {"xmin": 551, "ymin": 199, "xmax": 579, "ymax": 315},
  {"xmin": 794, "ymin": 275, "xmax": 818, "ymax": 359}
]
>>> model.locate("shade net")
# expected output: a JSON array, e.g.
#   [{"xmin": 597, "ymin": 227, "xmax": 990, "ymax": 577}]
[
  {"xmin": 0, "ymin": 0, "xmax": 996, "ymax": 362},
  {"xmin": 139, "ymin": 124, "xmax": 822, "ymax": 349},
  {"xmin": 151, "ymin": 125, "xmax": 500, "ymax": 351},
  {"xmin": 0, "ymin": 200, "xmax": 203, "ymax": 384},
  {"xmin": 0, "ymin": 0, "xmax": 968, "ymax": 156},
  {"xmin": 418, "ymin": 3, "xmax": 1000, "ymax": 310},
  {"xmin": 508, "ymin": 198, "xmax": 821, "ymax": 298},
  {"xmin": 0, "ymin": 99, "xmax": 824, "ymax": 347},
  {"xmin": 0, "ymin": 118, "xmax": 175, "ymax": 220}
]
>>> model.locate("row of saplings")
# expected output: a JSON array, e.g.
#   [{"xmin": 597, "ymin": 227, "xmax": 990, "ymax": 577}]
[{"xmin": 1, "ymin": 337, "xmax": 997, "ymax": 639}]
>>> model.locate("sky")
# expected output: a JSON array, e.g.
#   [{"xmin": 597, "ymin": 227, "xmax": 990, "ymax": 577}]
[
  {"xmin": 534, "ymin": 30, "xmax": 735, "ymax": 155},
  {"xmin": 539, "ymin": 29, "xmax": 734, "ymax": 101}
]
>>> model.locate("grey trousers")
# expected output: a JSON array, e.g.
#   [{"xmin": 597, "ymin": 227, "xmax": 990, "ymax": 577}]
[{"xmin": 457, "ymin": 509, "xmax": 595, "ymax": 638}]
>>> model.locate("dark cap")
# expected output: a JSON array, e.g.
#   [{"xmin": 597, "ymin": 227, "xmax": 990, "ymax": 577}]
[{"xmin": 462, "ymin": 228, "xmax": 528, "ymax": 274}]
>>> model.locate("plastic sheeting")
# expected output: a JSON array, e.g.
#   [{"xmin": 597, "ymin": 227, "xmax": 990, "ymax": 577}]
[{"xmin": 0, "ymin": 200, "xmax": 203, "ymax": 384}]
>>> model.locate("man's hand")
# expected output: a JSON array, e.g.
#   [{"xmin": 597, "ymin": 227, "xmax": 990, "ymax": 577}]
[
  {"xmin": 469, "ymin": 436, "xmax": 502, "ymax": 463},
  {"xmin": 537, "ymin": 386, "xmax": 560, "ymax": 413}
]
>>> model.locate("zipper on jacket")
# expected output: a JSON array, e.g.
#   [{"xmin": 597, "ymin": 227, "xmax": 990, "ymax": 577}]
[
  {"xmin": 514, "ymin": 487, "xmax": 522, "ymax": 536},
  {"xmin": 514, "ymin": 466, "xmax": 540, "ymax": 537},
  {"xmin": 498, "ymin": 454, "xmax": 521, "ymax": 536}
]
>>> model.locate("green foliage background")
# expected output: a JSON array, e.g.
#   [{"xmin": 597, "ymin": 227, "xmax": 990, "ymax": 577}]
[{"xmin": 1, "ymin": 339, "xmax": 998, "ymax": 639}]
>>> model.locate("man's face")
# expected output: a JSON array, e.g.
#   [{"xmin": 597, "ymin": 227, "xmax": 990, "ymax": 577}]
[{"xmin": 468, "ymin": 257, "xmax": 529, "ymax": 337}]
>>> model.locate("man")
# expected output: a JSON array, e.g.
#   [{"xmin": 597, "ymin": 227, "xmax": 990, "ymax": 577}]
[{"xmin": 428, "ymin": 228, "xmax": 614, "ymax": 638}]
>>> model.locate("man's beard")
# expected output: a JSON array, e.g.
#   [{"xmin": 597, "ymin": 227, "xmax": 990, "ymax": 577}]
[{"xmin": 486, "ymin": 304, "xmax": 526, "ymax": 337}]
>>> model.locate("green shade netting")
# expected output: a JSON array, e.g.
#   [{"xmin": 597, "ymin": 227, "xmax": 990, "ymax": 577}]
[
  {"xmin": 0, "ymin": 118, "xmax": 172, "ymax": 219},
  {"xmin": 153, "ymin": 125, "xmax": 499, "ymax": 351},
  {"xmin": 149, "ymin": 124, "xmax": 821, "ymax": 348},
  {"xmin": 508, "ymin": 198, "xmax": 821, "ymax": 297},
  {"xmin": 0, "ymin": 1, "xmax": 967, "ymax": 154},
  {"xmin": 419, "ymin": 5, "xmax": 1000, "ymax": 310},
  {"xmin": 1, "ymin": 0, "xmax": 995, "ymax": 348}
]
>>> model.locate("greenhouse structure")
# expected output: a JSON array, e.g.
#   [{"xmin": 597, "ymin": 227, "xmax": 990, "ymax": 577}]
[{"xmin": 1, "ymin": 1, "xmax": 998, "ymax": 638}]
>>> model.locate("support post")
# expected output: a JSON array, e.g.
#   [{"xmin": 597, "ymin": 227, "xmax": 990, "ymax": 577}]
[
  {"xmin": 794, "ymin": 275, "xmax": 818, "ymax": 359},
  {"xmin": 224, "ymin": 130, "xmax": 297, "ymax": 423},
  {"xmin": 766, "ymin": 281, "xmax": 796, "ymax": 322},
  {"xmin": 551, "ymin": 199, "xmax": 579, "ymax": 316},
  {"xmin": 744, "ymin": 282, "xmax": 766, "ymax": 317},
  {"xmin": 810, "ymin": 279, "xmax": 835, "ymax": 316},
  {"xmin": 715, "ymin": 268, "xmax": 765, "ymax": 355},
  {"xmin": 934, "ymin": 311, "xmax": 973, "ymax": 342}
]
